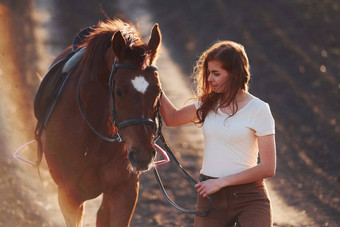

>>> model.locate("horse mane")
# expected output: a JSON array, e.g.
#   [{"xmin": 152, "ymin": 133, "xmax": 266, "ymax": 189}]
[{"xmin": 79, "ymin": 18, "xmax": 151, "ymax": 80}]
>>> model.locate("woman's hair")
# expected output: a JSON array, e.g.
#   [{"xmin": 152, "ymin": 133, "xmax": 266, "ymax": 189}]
[{"xmin": 192, "ymin": 40, "xmax": 250, "ymax": 124}]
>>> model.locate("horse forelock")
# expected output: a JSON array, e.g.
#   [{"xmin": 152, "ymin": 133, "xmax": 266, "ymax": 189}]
[{"xmin": 126, "ymin": 44, "xmax": 153, "ymax": 69}]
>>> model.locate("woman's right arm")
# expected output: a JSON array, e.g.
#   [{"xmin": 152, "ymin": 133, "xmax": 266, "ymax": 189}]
[{"xmin": 160, "ymin": 93, "xmax": 197, "ymax": 126}]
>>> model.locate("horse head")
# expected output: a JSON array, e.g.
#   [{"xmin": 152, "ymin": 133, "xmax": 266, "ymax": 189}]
[{"xmin": 109, "ymin": 23, "xmax": 162, "ymax": 172}]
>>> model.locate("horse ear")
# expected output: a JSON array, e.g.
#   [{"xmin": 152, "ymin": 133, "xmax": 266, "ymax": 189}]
[
  {"xmin": 112, "ymin": 31, "xmax": 127, "ymax": 60},
  {"xmin": 148, "ymin": 23, "xmax": 161, "ymax": 63}
]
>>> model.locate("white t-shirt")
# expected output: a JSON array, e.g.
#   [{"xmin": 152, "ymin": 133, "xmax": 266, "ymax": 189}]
[{"xmin": 195, "ymin": 97, "xmax": 275, "ymax": 178}]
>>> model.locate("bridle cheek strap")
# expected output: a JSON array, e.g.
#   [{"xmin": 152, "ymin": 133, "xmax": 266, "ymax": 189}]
[{"xmin": 109, "ymin": 59, "xmax": 160, "ymax": 142}]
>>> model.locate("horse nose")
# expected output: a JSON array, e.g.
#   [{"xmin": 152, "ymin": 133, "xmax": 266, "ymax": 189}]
[{"xmin": 128, "ymin": 148, "xmax": 156, "ymax": 171}]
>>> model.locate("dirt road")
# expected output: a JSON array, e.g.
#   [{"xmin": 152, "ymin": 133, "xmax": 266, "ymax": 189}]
[{"xmin": 0, "ymin": 0, "xmax": 337, "ymax": 226}]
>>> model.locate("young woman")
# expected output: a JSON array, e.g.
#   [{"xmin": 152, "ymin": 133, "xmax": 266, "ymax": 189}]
[{"xmin": 160, "ymin": 41, "xmax": 276, "ymax": 226}]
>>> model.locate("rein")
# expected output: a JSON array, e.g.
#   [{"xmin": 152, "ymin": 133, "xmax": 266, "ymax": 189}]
[
  {"xmin": 153, "ymin": 108, "xmax": 214, "ymax": 216},
  {"xmin": 77, "ymin": 58, "xmax": 214, "ymax": 216}
]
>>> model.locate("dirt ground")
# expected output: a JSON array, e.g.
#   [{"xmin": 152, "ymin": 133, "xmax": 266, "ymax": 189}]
[{"xmin": 0, "ymin": 0, "xmax": 339, "ymax": 227}]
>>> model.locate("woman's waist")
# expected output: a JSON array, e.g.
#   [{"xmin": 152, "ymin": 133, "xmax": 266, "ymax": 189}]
[
  {"xmin": 200, "ymin": 163, "xmax": 255, "ymax": 178},
  {"xmin": 199, "ymin": 174, "xmax": 265, "ymax": 192}
]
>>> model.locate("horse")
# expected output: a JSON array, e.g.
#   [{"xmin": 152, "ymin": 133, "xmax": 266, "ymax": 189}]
[{"xmin": 34, "ymin": 18, "xmax": 162, "ymax": 226}]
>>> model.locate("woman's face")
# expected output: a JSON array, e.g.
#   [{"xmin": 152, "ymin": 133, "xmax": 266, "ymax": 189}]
[{"xmin": 207, "ymin": 60, "xmax": 230, "ymax": 93}]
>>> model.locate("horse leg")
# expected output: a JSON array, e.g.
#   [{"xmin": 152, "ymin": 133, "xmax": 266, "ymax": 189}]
[
  {"xmin": 58, "ymin": 187, "xmax": 85, "ymax": 227},
  {"xmin": 96, "ymin": 193, "xmax": 110, "ymax": 226},
  {"xmin": 96, "ymin": 182, "xmax": 139, "ymax": 227}
]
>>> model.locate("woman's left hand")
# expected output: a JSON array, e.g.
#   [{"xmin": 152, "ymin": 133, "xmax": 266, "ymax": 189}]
[{"xmin": 195, "ymin": 179, "xmax": 223, "ymax": 197}]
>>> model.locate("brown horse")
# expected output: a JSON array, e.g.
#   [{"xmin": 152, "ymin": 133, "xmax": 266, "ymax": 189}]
[{"xmin": 34, "ymin": 19, "xmax": 162, "ymax": 226}]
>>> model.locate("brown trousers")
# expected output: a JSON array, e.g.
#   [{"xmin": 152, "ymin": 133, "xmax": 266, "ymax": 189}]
[{"xmin": 194, "ymin": 175, "xmax": 272, "ymax": 227}]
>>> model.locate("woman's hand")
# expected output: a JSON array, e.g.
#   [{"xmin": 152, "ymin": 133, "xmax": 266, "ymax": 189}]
[
  {"xmin": 160, "ymin": 93, "xmax": 197, "ymax": 126},
  {"xmin": 195, "ymin": 178, "xmax": 224, "ymax": 197}
]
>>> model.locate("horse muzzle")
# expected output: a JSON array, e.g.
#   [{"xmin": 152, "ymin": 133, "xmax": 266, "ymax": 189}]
[{"xmin": 128, "ymin": 147, "xmax": 156, "ymax": 171}]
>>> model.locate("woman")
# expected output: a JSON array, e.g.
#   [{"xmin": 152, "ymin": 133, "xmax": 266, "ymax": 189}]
[{"xmin": 160, "ymin": 40, "xmax": 276, "ymax": 226}]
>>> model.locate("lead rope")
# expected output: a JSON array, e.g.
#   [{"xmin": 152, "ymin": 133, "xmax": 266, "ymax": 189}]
[{"xmin": 153, "ymin": 92, "xmax": 214, "ymax": 216}]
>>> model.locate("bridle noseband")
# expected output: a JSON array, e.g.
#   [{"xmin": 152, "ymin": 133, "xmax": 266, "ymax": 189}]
[
  {"xmin": 108, "ymin": 59, "xmax": 160, "ymax": 142},
  {"xmin": 77, "ymin": 58, "xmax": 161, "ymax": 143}
]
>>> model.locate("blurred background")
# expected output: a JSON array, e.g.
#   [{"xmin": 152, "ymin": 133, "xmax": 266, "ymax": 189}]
[{"xmin": 0, "ymin": 0, "xmax": 339, "ymax": 226}]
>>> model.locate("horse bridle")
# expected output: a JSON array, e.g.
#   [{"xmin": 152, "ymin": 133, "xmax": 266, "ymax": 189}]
[
  {"xmin": 77, "ymin": 58, "xmax": 161, "ymax": 143},
  {"xmin": 108, "ymin": 59, "xmax": 161, "ymax": 143},
  {"xmin": 77, "ymin": 58, "xmax": 214, "ymax": 217}
]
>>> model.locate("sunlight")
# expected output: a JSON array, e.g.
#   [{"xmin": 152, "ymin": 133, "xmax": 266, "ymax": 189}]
[{"xmin": 31, "ymin": 0, "xmax": 55, "ymax": 73}]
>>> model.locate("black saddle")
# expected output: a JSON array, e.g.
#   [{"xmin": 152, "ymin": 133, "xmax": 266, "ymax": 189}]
[{"xmin": 34, "ymin": 26, "xmax": 95, "ymax": 131}]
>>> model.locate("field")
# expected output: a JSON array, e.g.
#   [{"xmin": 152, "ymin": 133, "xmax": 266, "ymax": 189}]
[{"xmin": 0, "ymin": 0, "xmax": 339, "ymax": 226}]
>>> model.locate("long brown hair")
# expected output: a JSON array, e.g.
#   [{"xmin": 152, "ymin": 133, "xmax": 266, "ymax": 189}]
[{"xmin": 193, "ymin": 40, "xmax": 250, "ymax": 124}]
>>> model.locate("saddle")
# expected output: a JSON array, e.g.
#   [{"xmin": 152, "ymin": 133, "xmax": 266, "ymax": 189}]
[{"xmin": 34, "ymin": 27, "xmax": 95, "ymax": 131}]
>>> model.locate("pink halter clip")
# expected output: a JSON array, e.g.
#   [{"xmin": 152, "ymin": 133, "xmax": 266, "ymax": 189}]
[{"xmin": 154, "ymin": 143, "xmax": 170, "ymax": 166}]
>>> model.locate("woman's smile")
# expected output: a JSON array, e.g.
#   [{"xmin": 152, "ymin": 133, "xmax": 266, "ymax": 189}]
[{"xmin": 207, "ymin": 60, "xmax": 230, "ymax": 93}]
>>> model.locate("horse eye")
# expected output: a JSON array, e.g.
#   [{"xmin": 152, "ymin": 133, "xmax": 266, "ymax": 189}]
[{"xmin": 115, "ymin": 88, "xmax": 123, "ymax": 97}]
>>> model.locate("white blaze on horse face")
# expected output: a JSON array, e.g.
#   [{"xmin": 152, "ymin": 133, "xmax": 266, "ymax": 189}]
[{"xmin": 131, "ymin": 76, "xmax": 149, "ymax": 94}]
